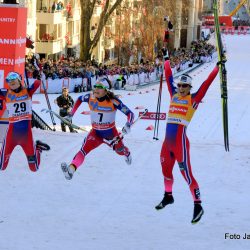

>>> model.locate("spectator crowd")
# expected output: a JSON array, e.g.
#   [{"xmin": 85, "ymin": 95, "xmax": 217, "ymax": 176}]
[{"xmin": 25, "ymin": 39, "xmax": 216, "ymax": 91}]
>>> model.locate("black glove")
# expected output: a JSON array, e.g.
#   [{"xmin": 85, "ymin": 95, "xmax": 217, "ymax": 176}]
[
  {"xmin": 161, "ymin": 48, "xmax": 169, "ymax": 60},
  {"xmin": 217, "ymin": 59, "xmax": 227, "ymax": 66},
  {"xmin": 36, "ymin": 72, "xmax": 41, "ymax": 80}
]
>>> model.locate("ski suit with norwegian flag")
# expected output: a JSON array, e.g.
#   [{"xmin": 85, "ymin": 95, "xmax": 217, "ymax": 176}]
[
  {"xmin": 0, "ymin": 80, "xmax": 42, "ymax": 171},
  {"xmin": 161, "ymin": 60, "xmax": 219, "ymax": 202},
  {"xmin": 69, "ymin": 93, "xmax": 134, "ymax": 169}
]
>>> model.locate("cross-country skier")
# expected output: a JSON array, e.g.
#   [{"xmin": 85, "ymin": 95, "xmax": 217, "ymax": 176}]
[
  {"xmin": 0, "ymin": 72, "xmax": 50, "ymax": 172},
  {"xmin": 155, "ymin": 48, "xmax": 220, "ymax": 224},
  {"xmin": 61, "ymin": 79, "xmax": 134, "ymax": 180}
]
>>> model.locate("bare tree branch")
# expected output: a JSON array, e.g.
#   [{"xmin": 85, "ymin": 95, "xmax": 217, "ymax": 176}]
[{"xmin": 90, "ymin": 0, "xmax": 123, "ymax": 53}]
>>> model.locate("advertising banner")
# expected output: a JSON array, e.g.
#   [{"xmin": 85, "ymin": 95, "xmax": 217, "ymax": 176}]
[
  {"xmin": 139, "ymin": 111, "xmax": 167, "ymax": 120},
  {"xmin": 0, "ymin": 5, "xmax": 27, "ymax": 126},
  {"xmin": 0, "ymin": 5, "xmax": 27, "ymax": 88}
]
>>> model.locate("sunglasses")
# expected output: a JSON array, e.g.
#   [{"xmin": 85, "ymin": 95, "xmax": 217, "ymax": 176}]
[
  {"xmin": 93, "ymin": 84, "xmax": 106, "ymax": 89},
  {"xmin": 6, "ymin": 72, "xmax": 21, "ymax": 83},
  {"xmin": 177, "ymin": 83, "xmax": 190, "ymax": 88}
]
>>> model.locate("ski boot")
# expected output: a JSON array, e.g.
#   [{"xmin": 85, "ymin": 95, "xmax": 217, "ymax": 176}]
[
  {"xmin": 191, "ymin": 202, "xmax": 204, "ymax": 224},
  {"xmin": 36, "ymin": 140, "xmax": 50, "ymax": 151},
  {"xmin": 61, "ymin": 162, "xmax": 76, "ymax": 180},
  {"xmin": 124, "ymin": 152, "xmax": 132, "ymax": 165},
  {"xmin": 155, "ymin": 192, "xmax": 174, "ymax": 210}
]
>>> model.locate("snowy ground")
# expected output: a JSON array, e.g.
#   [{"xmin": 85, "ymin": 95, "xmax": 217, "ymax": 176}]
[{"xmin": 0, "ymin": 34, "xmax": 250, "ymax": 250}]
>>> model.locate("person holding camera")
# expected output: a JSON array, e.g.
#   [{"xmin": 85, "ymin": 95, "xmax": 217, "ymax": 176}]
[{"xmin": 55, "ymin": 87, "xmax": 75, "ymax": 132}]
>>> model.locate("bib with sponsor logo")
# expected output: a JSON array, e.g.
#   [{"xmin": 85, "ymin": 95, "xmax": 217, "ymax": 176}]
[
  {"xmin": 167, "ymin": 94, "xmax": 195, "ymax": 126},
  {"xmin": 5, "ymin": 88, "xmax": 32, "ymax": 123},
  {"xmin": 88, "ymin": 94, "xmax": 116, "ymax": 130}
]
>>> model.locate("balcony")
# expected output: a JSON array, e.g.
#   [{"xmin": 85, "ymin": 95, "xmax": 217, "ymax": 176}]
[
  {"xmin": 67, "ymin": 34, "xmax": 80, "ymax": 48},
  {"xmin": 36, "ymin": 11, "xmax": 66, "ymax": 24},
  {"xmin": 35, "ymin": 39, "xmax": 64, "ymax": 54},
  {"xmin": 67, "ymin": 8, "xmax": 81, "ymax": 21}
]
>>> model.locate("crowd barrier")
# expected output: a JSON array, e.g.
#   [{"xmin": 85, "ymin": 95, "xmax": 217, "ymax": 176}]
[
  {"xmin": 28, "ymin": 54, "xmax": 216, "ymax": 94},
  {"xmin": 202, "ymin": 26, "xmax": 250, "ymax": 35}
]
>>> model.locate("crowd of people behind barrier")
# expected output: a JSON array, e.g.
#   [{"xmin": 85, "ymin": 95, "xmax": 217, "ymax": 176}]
[
  {"xmin": 25, "ymin": 39, "xmax": 216, "ymax": 93},
  {"xmin": 233, "ymin": 19, "xmax": 250, "ymax": 27}
]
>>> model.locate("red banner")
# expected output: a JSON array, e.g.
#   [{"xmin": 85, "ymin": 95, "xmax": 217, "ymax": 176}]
[
  {"xmin": 0, "ymin": 5, "xmax": 27, "ymax": 89},
  {"xmin": 139, "ymin": 112, "xmax": 166, "ymax": 120},
  {"xmin": 203, "ymin": 16, "xmax": 232, "ymax": 27}
]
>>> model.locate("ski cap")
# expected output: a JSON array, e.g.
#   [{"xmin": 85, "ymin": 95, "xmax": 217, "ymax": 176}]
[
  {"xmin": 5, "ymin": 72, "xmax": 22, "ymax": 83},
  {"xmin": 178, "ymin": 74, "xmax": 192, "ymax": 86}
]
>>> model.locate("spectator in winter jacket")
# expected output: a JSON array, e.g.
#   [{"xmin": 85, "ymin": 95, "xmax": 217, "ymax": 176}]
[{"xmin": 55, "ymin": 87, "xmax": 75, "ymax": 132}]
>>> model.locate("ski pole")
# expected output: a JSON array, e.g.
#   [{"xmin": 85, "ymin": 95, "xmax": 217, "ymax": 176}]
[
  {"xmin": 41, "ymin": 78, "xmax": 57, "ymax": 131},
  {"xmin": 24, "ymin": 68, "xmax": 29, "ymax": 88},
  {"xmin": 33, "ymin": 59, "xmax": 57, "ymax": 131},
  {"xmin": 41, "ymin": 109, "xmax": 88, "ymax": 132},
  {"xmin": 153, "ymin": 70, "xmax": 163, "ymax": 140}
]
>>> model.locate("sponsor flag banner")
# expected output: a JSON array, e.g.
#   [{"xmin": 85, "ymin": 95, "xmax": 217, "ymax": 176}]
[
  {"xmin": 0, "ymin": 5, "xmax": 27, "ymax": 88},
  {"xmin": 139, "ymin": 111, "xmax": 166, "ymax": 120}
]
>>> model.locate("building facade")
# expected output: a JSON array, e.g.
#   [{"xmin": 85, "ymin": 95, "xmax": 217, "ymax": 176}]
[{"xmin": 1, "ymin": 0, "xmax": 204, "ymax": 63}]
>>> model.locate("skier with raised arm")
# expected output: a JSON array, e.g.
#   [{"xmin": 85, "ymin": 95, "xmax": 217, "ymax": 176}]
[
  {"xmin": 155, "ymin": 48, "xmax": 220, "ymax": 224},
  {"xmin": 0, "ymin": 71, "xmax": 50, "ymax": 172},
  {"xmin": 61, "ymin": 79, "xmax": 134, "ymax": 180}
]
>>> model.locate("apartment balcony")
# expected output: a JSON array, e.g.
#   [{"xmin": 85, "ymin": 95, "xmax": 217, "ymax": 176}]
[
  {"xmin": 36, "ymin": 11, "xmax": 67, "ymax": 25},
  {"xmin": 67, "ymin": 8, "xmax": 81, "ymax": 21},
  {"xmin": 67, "ymin": 34, "xmax": 80, "ymax": 48},
  {"xmin": 35, "ymin": 39, "xmax": 64, "ymax": 54}
]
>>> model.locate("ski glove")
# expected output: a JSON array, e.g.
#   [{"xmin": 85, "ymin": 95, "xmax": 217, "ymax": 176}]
[
  {"xmin": 217, "ymin": 59, "xmax": 227, "ymax": 66},
  {"xmin": 161, "ymin": 48, "xmax": 169, "ymax": 60},
  {"xmin": 122, "ymin": 122, "xmax": 131, "ymax": 134}
]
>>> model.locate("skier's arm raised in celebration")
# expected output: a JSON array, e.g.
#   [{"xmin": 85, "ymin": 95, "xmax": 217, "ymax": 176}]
[
  {"xmin": 70, "ymin": 93, "xmax": 90, "ymax": 116},
  {"xmin": 162, "ymin": 48, "xmax": 176, "ymax": 98},
  {"xmin": 27, "ymin": 79, "xmax": 42, "ymax": 96},
  {"xmin": 192, "ymin": 65, "xmax": 219, "ymax": 104}
]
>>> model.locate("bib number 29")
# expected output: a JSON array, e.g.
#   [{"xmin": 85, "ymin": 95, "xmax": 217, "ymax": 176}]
[{"xmin": 14, "ymin": 102, "xmax": 26, "ymax": 113}]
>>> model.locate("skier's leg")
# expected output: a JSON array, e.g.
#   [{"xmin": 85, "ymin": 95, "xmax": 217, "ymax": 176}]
[
  {"xmin": 70, "ymin": 129, "xmax": 103, "ymax": 169},
  {"xmin": 113, "ymin": 140, "xmax": 129, "ymax": 156},
  {"xmin": 160, "ymin": 139, "xmax": 176, "ymax": 193},
  {"xmin": 0, "ymin": 126, "xmax": 15, "ymax": 171},
  {"xmin": 62, "ymin": 130, "xmax": 103, "ymax": 180},
  {"xmin": 155, "ymin": 139, "xmax": 176, "ymax": 210},
  {"xmin": 113, "ymin": 139, "xmax": 131, "ymax": 164},
  {"xmin": 176, "ymin": 134, "xmax": 201, "ymax": 203},
  {"xmin": 107, "ymin": 128, "xmax": 131, "ymax": 164},
  {"xmin": 21, "ymin": 128, "xmax": 40, "ymax": 172}
]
